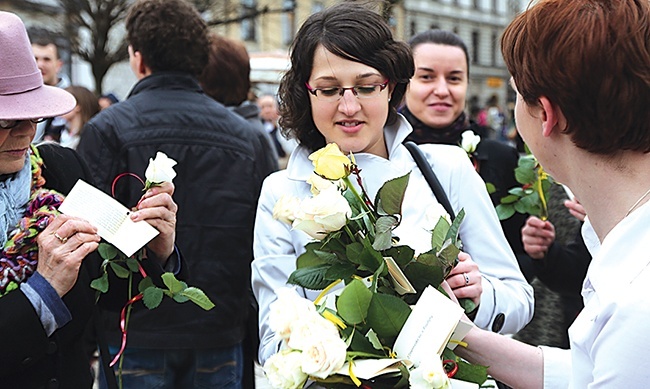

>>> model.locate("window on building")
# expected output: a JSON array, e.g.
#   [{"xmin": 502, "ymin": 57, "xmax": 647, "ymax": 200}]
[
  {"xmin": 241, "ymin": 0, "xmax": 257, "ymax": 42},
  {"xmin": 430, "ymin": 24, "xmax": 439, "ymax": 30},
  {"xmin": 410, "ymin": 20, "xmax": 416, "ymax": 37},
  {"xmin": 492, "ymin": 0, "xmax": 499, "ymax": 14},
  {"xmin": 312, "ymin": 0, "xmax": 324, "ymax": 13},
  {"xmin": 472, "ymin": 30, "xmax": 479, "ymax": 65},
  {"xmin": 282, "ymin": 0, "xmax": 295, "ymax": 46},
  {"xmin": 491, "ymin": 31, "xmax": 498, "ymax": 66},
  {"xmin": 453, "ymin": 26, "xmax": 459, "ymax": 34},
  {"xmin": 473, "ymin": 0, "xmax": 480, "ymax": 9}
]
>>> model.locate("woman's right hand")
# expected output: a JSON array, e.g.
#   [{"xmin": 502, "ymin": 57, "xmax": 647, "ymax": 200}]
[
  {"xmin": 521, "ymin": 216, "xmax": 555, "ymax": 259},
  {"xmin": 36, "ymin": 214, "xmax": 100, "ymax": 297}
]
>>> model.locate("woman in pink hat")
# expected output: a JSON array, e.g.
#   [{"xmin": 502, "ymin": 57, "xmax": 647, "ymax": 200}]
[{"xmin": 0, "ymin": 12, "xmax": 179, "ymax": 388}]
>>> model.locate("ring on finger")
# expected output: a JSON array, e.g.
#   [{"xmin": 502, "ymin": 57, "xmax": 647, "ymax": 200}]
[
  {"xmin": 463, "ymin": 272, "xmax": 470, "ymax": 286},
  {"xmin": 53, "ymin": 232, "xmax": 68, "ymax": 244}
]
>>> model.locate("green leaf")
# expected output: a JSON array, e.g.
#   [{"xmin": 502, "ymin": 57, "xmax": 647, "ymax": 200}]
[
  {"xmin": 515, "ymin": 163, "xmax": 536, "ymax": 184},
  {"xmin": 445, "ymin": 208, "xmax": 465, "ymax": 243},
  {"xmin": 496, "ymin": 204, "xmax": 516, "ymax": 220},
  {"xmin": 180, "ymin": 287, "xmax": 215, "ymax": 310},
  {"xmin": 295, "ymin": 249, "xmax": 329, "ymax": 269},
  {"xmin": 314, "ymin": 249, "xmax": 339, "ymax": 263},
  {"xmin": 172, "ymin": 293, "xmax": 190, "ymax": 303},
  {"xmin": 365, "ymin": 329, "xmax": 383, "ymax": 350},
  {"xmin": 345, "ymin": 242, "xmax": 365, "ymax": 265},
  {"xmin": 337, "ymin": 279, "xmax": 373, "ymax": 324},
  {"xmin": 143, "ymin": 286, "xmax": 164, "ymax": 309},
  {"xmin": 325, "ymin": 262, "xmax": 357, "ymax": 281},
  {"xmin": 109, "ymin": 262, "xmax": 130, "ymax": 279},
  {"xmin": 287, "ymin": 265, "xmax": 331, "ymax": 289},
  {"xmin": 501, "ymin": 194, "xmax": 520, "ymax": 204},
  {"xmin": 90, "ymin": 272, "xmax": 109, "ymax": 293},
  {"xmin": 459, "ymin": 298, "xmax": 477, "ymax": 314},
  {"xmin": 138, "ymin": 277, "xmax": 154, "ymax": 293},
  {"xmin": 161, "ymin": 273, "xmax": 186, "ymax": 294},
  {"xmin": 98, "ymin": 243, "xmax": 118, "ymax": 260},
  {"xmin": 359, "ymin": 237, "xmax": 384, "ymax": 272},
  {"xmin": 485, "ymin": 182, "xmax": 496, "ymax": 194},
  {"xmin": 366, "ymin": 293, "xmax": 411, "ymax": 338},
  {"xmin": 372, "ymin": 230, "xmax": 393, "ymax": 252},
  {"xmin": 375, "ymin": 173, "xmax": 410, "ymax": 216},
  {"xmin": 126, "ymin": 256, "xmax": 140, "ymax": 272},
  {"xmin": 404, "ymin": 261, "xmax": 444, "ymax": 292},
  {"xmin": 383, "ymin": 245, "xmax": 415, "ymax": 267},
  {"xmin": 437, "ymin": 240, "xmax": 461, "ymax": 275},
  {"xmin": 431, "ymin": 217, "xmax": 450, "ymax": 250}
]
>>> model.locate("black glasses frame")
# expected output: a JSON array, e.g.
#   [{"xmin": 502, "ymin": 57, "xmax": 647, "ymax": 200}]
[{"xmin": 0, "ymin": 118, "xmax": 46, "ymax": 130}]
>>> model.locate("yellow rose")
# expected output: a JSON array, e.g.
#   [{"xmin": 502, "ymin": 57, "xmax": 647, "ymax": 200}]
[{"xmin": 309, "ymin": 143, "xmax": 352, "ymax": 180}]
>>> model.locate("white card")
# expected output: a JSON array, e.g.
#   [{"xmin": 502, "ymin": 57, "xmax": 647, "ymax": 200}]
[
  {"xmin": 59, "ymin": 179, "xmax": 159, "ymax": 257},
  {"xmin": 393, "ymin": 285, "xmax": 463, "ymax": 364}
]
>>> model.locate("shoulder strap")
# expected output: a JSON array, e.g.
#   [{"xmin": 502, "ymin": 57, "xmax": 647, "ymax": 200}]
[{"xmin": 404, "ymin": 141, "xmax": 456, "ymax": 220}]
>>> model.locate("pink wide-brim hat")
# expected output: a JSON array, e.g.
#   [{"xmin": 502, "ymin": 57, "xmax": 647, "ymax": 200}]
[{"xmin": 0, "ymin": 11, "xmax": 76, "ymax": 120}]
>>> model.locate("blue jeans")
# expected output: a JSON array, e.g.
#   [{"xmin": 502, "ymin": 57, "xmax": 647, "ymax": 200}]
[{"xmin": 99, "ymin": 343, "xmax": 243, "ymax": 389}]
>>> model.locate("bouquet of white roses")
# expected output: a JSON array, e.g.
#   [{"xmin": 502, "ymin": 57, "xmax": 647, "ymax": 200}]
[{"xmin": 268, "ymin": 144, "xmax": 487, "ymax": 388}]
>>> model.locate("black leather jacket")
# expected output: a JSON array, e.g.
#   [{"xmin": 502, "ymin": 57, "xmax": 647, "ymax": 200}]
[{"xmin": 77, "ymin": 72, "xmax": 276, "ymax": 349}]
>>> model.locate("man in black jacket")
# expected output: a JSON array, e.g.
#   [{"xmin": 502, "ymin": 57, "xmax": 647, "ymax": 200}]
[{"xmin": 77, "ymin": 1, "xmax": 276, "ymax": 388}]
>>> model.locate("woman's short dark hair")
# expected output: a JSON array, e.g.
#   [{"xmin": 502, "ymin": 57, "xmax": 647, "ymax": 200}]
[
  {"xmin": 200, "ymin": 33, "xmax": 251, "ymax": 106},
  {"xmin": 126, "ymin": 0, "xmax": 209, "ymax": 77},
  {"xmin": 502, "ymin": 0, "xmax": 650, "ymax": 155},
  {"xmin": 278, "ymin": 2, "xmax": 414, "ymax": 151},
  {"xmin": 408, "ymin": 29, "xmax": 470, "ymax": 76}
]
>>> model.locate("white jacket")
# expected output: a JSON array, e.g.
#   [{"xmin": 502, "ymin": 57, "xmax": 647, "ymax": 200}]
[{"xmin": 252, "ymin": 115, "xmax": 533, "ymax": 364}]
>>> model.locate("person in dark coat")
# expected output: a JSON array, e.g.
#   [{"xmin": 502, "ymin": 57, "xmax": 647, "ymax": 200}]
[{"xmin": 77, "ymin": 1, "xmax": 277, "ymax": 388}]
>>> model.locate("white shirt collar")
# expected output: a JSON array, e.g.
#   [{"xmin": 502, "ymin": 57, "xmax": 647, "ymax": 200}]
[{"xmin": 286, "ymin": 114, "xmax": 413, "ymax": 182}]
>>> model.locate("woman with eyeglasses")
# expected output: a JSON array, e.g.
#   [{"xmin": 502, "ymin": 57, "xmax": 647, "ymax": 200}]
[
  {"xmin": 251, "ymin": 2, "xmax": 532, "ymax": 367},
  {"xmin": 0, "ymin": 12, "xmax": 179, "ymax": 388}
]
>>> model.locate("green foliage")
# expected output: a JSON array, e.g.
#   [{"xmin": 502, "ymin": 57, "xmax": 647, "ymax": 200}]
[
  {"xmin": 497, "ymin": 153, "xmax": 555, "ymax": 220},
  {"xmin": 337, "ymin": 279, "xmax": 373, "ymax": 324}
]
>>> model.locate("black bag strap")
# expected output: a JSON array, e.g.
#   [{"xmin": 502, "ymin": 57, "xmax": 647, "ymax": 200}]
[{"xmin": 404, "ymin": 141, "xmax": 456, "ymax": 220}]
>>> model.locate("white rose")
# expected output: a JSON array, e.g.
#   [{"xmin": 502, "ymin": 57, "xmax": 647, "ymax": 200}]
[
  {"xmin": 300, "ymin": 335, "xmax": 348, "ymax": 379},
  {"xmin": 460, "ymin": 130, "xmax": 481, "ymax": 154},
  {"xmin": 292, "ymin": 186, "xmax": 352, "ymax": 240},
  {"xmin": 269, "ymin": 288, "xmax": 317, "ymax": 341},
  {"xmin": 425, "ymin": 202, "xmax": 452, "ymax": 228},
  {"xmin": 287, "ymin": 311, "xmax": 340, "ymax": 350},
  {"xmin": 306, "ymin": 172, "xmax": 335, "ymax": 195},
  {"xmin": 409, "ymin": 359, "xmax": 451, "ymax": 389},
  {"xmin": 263, "ymin": 350, "xmax": 308, "ymax": 389},
  {"xmin": 273, "ymin": 195, "xmax": 302, "ymax": 225},
  {"xmin": 145, "ymin": 152, "xmax": 177, "ymax": 184}
]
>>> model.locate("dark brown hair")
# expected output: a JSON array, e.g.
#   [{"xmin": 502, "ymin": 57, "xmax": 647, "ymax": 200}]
[
  {"xmin": 408, "ymin": 29, "xmax": 470, "ymax": 77},
  {"xmin": 278, "ymin": 2, "xmax": 414, "ymax": 151},
  {"xmin": 199, "ymin": 33, "xmax": 251, "ymax": 106},
  {"xmin": 64, "ymin": 85, "xmax": 100, "ymax": 130},
  {"xmin": 502, "ymin": 0, "xmax": 650, "ymax": 155},
  {"xmin": 126, "ymin": 0, "xmax": 209, "ymax": 77}
]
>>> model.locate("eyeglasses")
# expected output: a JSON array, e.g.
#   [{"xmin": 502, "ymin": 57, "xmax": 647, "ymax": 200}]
[
  {"xmin": 305, "ymin": 80, "xmax": 389, "ymax": 102},
  {"xmin": 0, "ymin": 118, "xmax": 45, "ymax": 130}
]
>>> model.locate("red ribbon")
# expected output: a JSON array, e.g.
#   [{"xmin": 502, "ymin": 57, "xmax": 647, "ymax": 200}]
[
  {"xmin": 109, "ymin": 293, "xmax": 144, "ymax": 367},
  {"xmin": 443, "ymin": 359, "xmax": 459, "ymax": 378}
]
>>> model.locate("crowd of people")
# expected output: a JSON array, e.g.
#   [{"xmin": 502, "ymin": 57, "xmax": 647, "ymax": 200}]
[{"xmin": 0, "ymin": 0, "xmax": 648, "ymax": 388}]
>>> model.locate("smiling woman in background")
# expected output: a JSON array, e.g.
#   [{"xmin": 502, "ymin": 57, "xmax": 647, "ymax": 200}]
[{"xmin": 402, "ymin": 29, "xmax": 535, "ymax": 282}]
